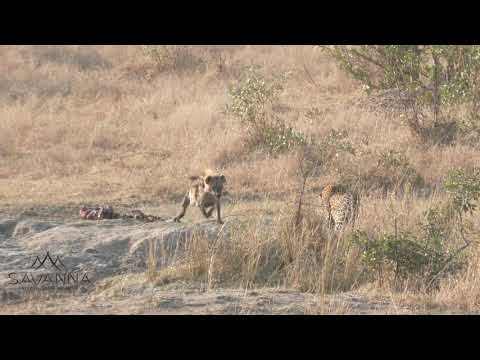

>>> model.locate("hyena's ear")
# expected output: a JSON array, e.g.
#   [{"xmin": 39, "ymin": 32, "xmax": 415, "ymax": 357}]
[
  {"xmin": 189, "ymin": 176, "xmax": 201, "ymax": 181},
  {"xmin": 220, "ymin": 175, "xmax": 226, "ymax": 183},
  {"xmin": 204, "ymin": 176, "xmax": 212, "ymax": 184}
]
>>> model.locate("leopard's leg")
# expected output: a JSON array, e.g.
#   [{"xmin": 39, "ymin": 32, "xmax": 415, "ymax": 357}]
[
  {"xmin": 334, "ymin": 213, "xmax": 344, "ymax": 231},
  {"xmin": 351, "ymin": 192, "xmax": 360, "ymax": 230},
  {"xmin": 326, "ymin": 201, "xmax": 336, "ymax": 230}
]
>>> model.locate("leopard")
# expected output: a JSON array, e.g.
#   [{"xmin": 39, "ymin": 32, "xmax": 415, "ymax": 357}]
[
  {"xmin": 173, "ymin": 170, "xmax": 227, "ymax": 225},
  {"xmin": 319, "ymin": 183, "xmax": 360, "ymax": 232}
]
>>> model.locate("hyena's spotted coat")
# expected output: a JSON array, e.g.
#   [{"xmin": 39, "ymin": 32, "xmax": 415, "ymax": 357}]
[{"xmin": 173, "ymin": 170, "xmax": 227, "ymax": 224}]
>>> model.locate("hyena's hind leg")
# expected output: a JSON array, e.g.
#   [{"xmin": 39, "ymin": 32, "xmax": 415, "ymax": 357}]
[
  {"xmin": 201, "ymin": 205, "xmax": 215, "ymax": 219},
  {"xmin": 173, "ymin": 195, "xmax": 190, "ymax": 222}
]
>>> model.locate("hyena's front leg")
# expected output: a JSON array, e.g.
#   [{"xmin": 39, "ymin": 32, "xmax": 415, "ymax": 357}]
[
  {"xmin": 215, "ymin": 197, "xmax": 224, "ymax": 225},
  {"xmin": 173, "ymin": 195, "xmax": 190, "ymax": 222}
]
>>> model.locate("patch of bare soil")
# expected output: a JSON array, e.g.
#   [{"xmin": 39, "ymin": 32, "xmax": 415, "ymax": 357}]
[{"xmin": 0, "ymin": 280, "xmax": 417, "ymax": 315}]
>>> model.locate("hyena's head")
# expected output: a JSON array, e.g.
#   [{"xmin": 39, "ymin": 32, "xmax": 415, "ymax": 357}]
[{"xmin": 203, "ymin": 174, "xmax": 226, "ymax": 197}]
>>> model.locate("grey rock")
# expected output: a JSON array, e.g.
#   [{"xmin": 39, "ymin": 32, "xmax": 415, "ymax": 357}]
[
  {"xmin": 0, "ymin": 216, "xmax": 234, "ymax": 295},
  {"xmin": 0, "ymin": 219, "xmax": 17, "ymax": 238},
  {"xmin": 12, "ymin": 220, "xmax": 60, "ymax": 238}
]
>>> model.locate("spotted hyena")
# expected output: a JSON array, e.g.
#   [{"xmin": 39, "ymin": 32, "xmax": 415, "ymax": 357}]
[{"xmin": 173, "ymin": 170, "xmax": 227, "ymax": 224}]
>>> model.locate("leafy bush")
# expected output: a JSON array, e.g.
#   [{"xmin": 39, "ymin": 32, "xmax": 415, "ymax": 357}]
[
  {"xmin": 378, "ymin": 150, "xmax": 422, "ymax": 185},
  {"xmin": 378, "ymin": 149, "xmax": 413, "ymax": 170},
  {"xmin": 305, "ymin": 106, "xmax": 331, "ymax": 123},
  {"xmin": 350, "ymin": 221, "xmax": 460, "ymax": 290},
  {"xmin": 248, "ymin": 117, "xmax": 306, "ymax": 155},
  {"xmin": 227, "ymin": 65, "xmax": 285, "ymax": 123},
  {"xmin": 348, "ymin": 188, "xmax": 474, "ymax": 290},
  {"xmin": 324, "ymin": 45, "xmax": 480, "ymax": 145},
  {"xmin": 422, "ymin": 204, "xmax": 456, "ymax": 251},
  {"xmin": 444, "ymin": 167, "xmax": 480, "ymax": 215},
  {"xmin": 352, "ymin": 231, "xmax": 437, "ymax": 282},
  {"xmin": 339, "ymin": 149, "xmax": 424, "ymax": 197},
  {"xmin": 375, "ymin": 149, "xmax": 424, "ymax": 194},
  {"xmin": 323, "ymin": 129, "xmax": 356, "ymax": 156},
  {"xmin": 305, "ymin": 128, "xmax": 356, "ymax": 165},
  {"xmin": 141, "ymin": 45, "xmax": 205, "ymax": 73},
  {"xmin": 226, "ymin": 66, "xmax": 305, "ymax": 155}
]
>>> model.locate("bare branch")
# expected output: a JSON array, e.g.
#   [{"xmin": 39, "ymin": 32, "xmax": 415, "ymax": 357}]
[{"xmin": 302, "ymin": 61, "xmax": 322, "ymax": 91}]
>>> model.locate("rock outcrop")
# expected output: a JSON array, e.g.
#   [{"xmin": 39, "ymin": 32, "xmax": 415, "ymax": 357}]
[{"xmin": 0, "ymin": 217, "xmax": 228, "ymax": 294}]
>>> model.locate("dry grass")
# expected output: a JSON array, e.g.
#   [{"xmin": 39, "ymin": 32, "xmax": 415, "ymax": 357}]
[
  {"xmin": 2, "ymin": 45, "xmax": 480, "ymax": 312},
  {"xmin": 2, "ymin": 45, "xmax": 478, "ymax": 205},
  {"xmin": 0, "ymin": 45, "xmax": 377, "ymax": 204},
  {"xmin": 144, "ymin": 203, "xmax": 362, "ymax": 295}
]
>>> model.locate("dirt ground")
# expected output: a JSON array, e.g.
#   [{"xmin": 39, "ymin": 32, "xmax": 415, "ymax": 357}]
[{"xmin": 0, "ymin": 285, "xmax": 411, "ymax": 315}]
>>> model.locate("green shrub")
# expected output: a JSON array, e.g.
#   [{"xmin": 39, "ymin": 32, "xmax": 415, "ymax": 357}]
[
  {"xmin": 444, "ymin": 167, "xmax": 480, "ymax": 215},
  {"xmin": 323, "ymin": 45, "xmax": 480, "ymax": 145},
  {"xmin": 378, "ymin": 149, "xmax": 411, "ymax": 170},
  {"xmin": 323, "ymin": 129, "xmax": 356, "ymax": 156},
  {"xmin": 378, "ymin": 149, "xmax": 422, "ymax": 185},
  {"xmin": 375, "ymin": 149, "xmax": 424, "ymax": 195},
  {"xmin": 306, "ymin": 128, "xmax": 356, "ymax": 166},
  {"xmin": 141, "ymin": 45, "xmax": 204, "ymax": 73},
  {"xmin": 422, "ymin": 204, "xmax": 456, "ymax": 251},
  {"xmin": 339, "ymin": 149, "xmax": 425, "ymax": 196},
  {"xmin": 349, "ymin": 203, "xmax": 463, "ymax": 289},
  {"xmin": 247, "ymin": 117, "xmax": 306, "ymax": 155},
  {"xmin": 298, "ymin": 129, "xmax": 359, "ymax": 187},
  {"xmin": 226, "ymin": 65, "xmax": 304, "ymax": 155},
  {"xmin": 350, "ymin": 230, "xmax": 455, "ymax": 289},
  {"xmin": 305, "ymin": 106, "xmax": 331, "ymax": 122},
  {"xmin": 226, "ymin": 65, "xmax": 285, "ymax": 124}
]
